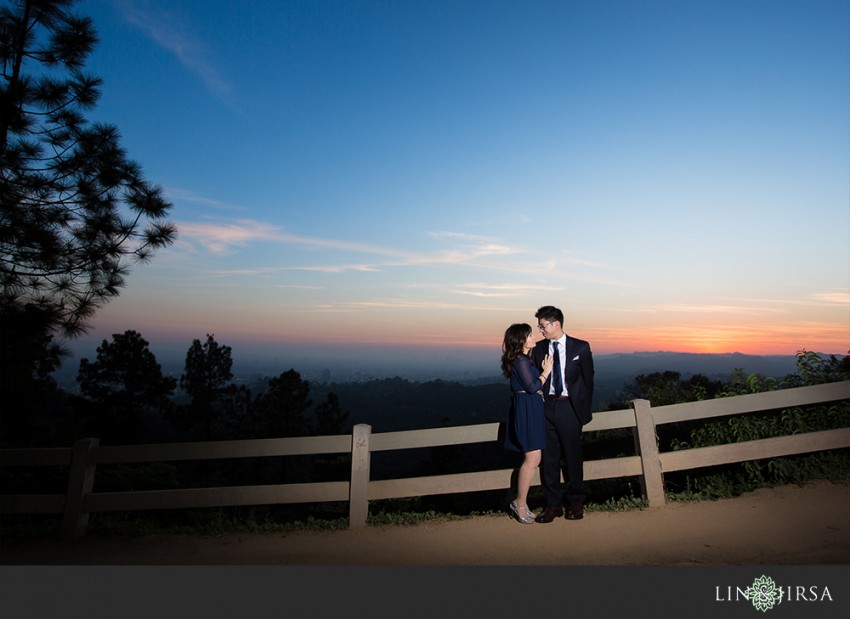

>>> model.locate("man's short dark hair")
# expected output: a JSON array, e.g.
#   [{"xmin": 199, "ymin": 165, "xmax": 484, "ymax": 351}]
[{"xmin": 535, "ymin": 305, "xmax": 564, "ymax": 326}]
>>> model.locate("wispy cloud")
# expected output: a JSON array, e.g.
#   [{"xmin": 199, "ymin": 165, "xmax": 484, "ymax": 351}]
[
  {"xmin": 810, "ymin": 289, "xmax": 850, "ymax": 305},
  {"xmin": 315, "ymin": 299, "xmax": 512, "ymax": 312},
  {"xmin": 427, "ymin": 231, "xmax": 516, "ymax": 258},
  {"xmin": 176, "ymin": 219, "xmax": 413, "ymax": 258},
  {"xmin": 176, "ymin": 220, "xmax": 281, "ymax": 254},
  {"xmin": 166, "ymin": 187, "xmax": 245, "ymax": 212},
  {"xmin": 616, "ymin": 304, "xmax": 785, "ymax": 316},
  {"xmin": 454, "ymin": 282, "xmax": 564, "ymax": 298},
  {"xmin": 460, "ymin": 283, "xmax": 564, "ymax": 292},
  {"xmin": 171, "ymin": 216, "xmax": 642, "ymax": 293},
  {"xmin": 428, "ymin": 231, "xmax": 495, "ymax": 242},
  {"xmin": 274, "ymin": 284, "xmax": 324, "ymax": 290},
  {"xmin": 114, "ymin": 0, "xmax": 231, "ymax": 101},
  {"xmin": 286, "ymin": 264, "xmax": 385, "ymax": 273},
  {"xmin": 723, "ymin": 293, "xmax": 850, "ymax": 310},
  {"xmin": 175, "ymin": 218, "xmax": 526, "ymax": 264}
]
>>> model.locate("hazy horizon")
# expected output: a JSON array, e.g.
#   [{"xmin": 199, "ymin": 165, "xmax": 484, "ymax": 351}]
[{"xmin": 54, "ymin": 333, "xmax": 839, "ymax": 387}]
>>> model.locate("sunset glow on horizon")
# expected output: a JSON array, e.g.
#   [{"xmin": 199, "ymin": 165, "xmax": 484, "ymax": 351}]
[{"xmin": 73, "ymin": 282, "xmax": 849, "ymax": 361}]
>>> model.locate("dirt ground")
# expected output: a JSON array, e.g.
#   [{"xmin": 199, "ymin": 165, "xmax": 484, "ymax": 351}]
[{"xmin": 2, "ymin": 479, "xmax": 849, "ymax": 566}]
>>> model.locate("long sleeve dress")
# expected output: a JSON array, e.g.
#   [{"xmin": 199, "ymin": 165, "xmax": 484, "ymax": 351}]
[{"xmin": 504, "ymin": 354, "xmax": 546, "ymax": 452}]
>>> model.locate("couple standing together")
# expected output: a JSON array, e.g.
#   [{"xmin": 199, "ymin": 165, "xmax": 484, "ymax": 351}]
[{"xmin": 500, "ymin": 305, "xmax": 595, "ymax": 525}]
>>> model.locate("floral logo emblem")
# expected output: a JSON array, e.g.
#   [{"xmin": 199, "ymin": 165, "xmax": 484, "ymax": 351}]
[{"xmin": 744, "ymin": 575, "xmax": 783, "ymax": 612}]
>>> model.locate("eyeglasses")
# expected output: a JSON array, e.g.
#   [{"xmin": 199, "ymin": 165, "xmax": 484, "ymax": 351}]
[{"xmin": 537, "ymin": 321, "xmax": 552, "ymax": 331}]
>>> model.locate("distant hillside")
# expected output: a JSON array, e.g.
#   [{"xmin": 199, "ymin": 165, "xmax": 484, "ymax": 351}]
[
  {"xmin": 307, "ymin": 352, "xmax": 810, "ymax": 435},
  {"xmin": 471, "ymin": 351, "xmax": 801, "ymax": 385},
  {"xmin": 595, "ymin": 351, "xmax": 800, "ymax": 380}
]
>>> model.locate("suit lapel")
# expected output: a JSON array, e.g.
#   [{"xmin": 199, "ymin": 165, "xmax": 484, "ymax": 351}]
[{"xmin": 563, "ymin": 335, "xmax": 574, "ymax": 383}]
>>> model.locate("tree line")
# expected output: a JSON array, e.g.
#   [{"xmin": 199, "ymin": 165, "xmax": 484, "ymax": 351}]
[{"xmin": 1, "ymin": 329, "xmax": 350, "ymax": 448}]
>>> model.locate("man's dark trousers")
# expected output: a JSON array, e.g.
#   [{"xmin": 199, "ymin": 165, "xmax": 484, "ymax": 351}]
[{"xmin": 541, "ymin": 397, "xmax": 585, "ymax": 509}]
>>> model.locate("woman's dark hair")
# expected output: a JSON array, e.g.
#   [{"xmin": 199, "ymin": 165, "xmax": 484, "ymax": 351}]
[{"xmin": 501, "ymin": 323, "xmax": 532, "ymax": 378}]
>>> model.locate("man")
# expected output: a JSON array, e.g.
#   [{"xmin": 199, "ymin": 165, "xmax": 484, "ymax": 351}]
[{"xmin": 531, "ymin": 305, "xmax": 595, "ymax": 522}]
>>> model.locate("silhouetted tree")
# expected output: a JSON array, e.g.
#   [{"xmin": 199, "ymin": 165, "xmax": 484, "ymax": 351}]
[
  {"xmin": 221, "ymin": 383, "xmax": 253, "ymax": 440},
  {"xmin": 618, "ymin": 370, "xmax": 683, "ymax": 407},
  {"xmin": 613, "ymin": 370, "xmax": 726, "ymax": 455},
  {"xmin": 314, "ymin": 392, "xmax": 349, "ymax": 435},
  {"xmin": 839, "ymin": 352, "xmax": 850, "ymax": 380},
  {"xmin": 781, "ymin": 349, "xmax": 850, "ymax": 388},
  {"xmin": 682, "ymin": 373, "xmax": 725, "ymax": 401},
  {"xmin": 617, "ymin": 371, "xmax": 724, "ymax": 408},
  {"xmin": 0, "ymin": 302, "xmax": 68, "ymax": 445},
  {"xmin": 244, "ymin": 369, "xmax": 312, "ymax": 484},
  {"xmin": 308, "ymin": 392, "xmax": 351, "ymax": 483},
  {"xmin": 76, "ymin": 329, "xmax": 176, "ymax": 443},
  {"xmin": 176, "ymin": 334, "xmax": 235, "ymax": 441},
  {"xmin": 251, "ymin": 369, "xmax": 312, "ymax": 438},
  {"xmin": 1, "ymin": 0, "xmax": 176, "ymax": 340}
]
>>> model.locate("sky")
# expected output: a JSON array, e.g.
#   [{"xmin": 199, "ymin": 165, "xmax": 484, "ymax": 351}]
[{"xmin": 61, "ymin": 0, "xmax": 850, "ymax": 372}]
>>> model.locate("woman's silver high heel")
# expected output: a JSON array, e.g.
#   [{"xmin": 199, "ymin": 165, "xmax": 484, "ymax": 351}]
[{"xmin": 510, "ymin": 501, "xmax": 536, "ymax": 525}]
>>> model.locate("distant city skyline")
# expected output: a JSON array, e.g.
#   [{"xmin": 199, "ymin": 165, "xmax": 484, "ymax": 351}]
[{"xmin": 62, "ymin": 0, "xmax": 849, "ymax": 364}]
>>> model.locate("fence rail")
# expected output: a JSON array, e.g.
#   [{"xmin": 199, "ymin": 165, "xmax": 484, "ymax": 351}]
[{"xmin": 2, "ymin": 381, "xmax": 849, "ymax": 541}]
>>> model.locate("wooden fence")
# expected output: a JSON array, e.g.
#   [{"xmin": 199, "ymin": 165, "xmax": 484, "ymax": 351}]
[{"xmin": 2, "ymin": 380, "xmax": 849, "ymax": 541}]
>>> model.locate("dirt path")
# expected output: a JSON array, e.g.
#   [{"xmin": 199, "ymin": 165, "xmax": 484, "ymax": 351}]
[{"xmin": 2, "ymin": 479, "xmax": 849, "ymax": 566}]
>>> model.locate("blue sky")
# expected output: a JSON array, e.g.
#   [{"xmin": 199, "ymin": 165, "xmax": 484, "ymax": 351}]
[{"xmin": 68, "ymin": 0, "xmax": 849, "ymax": 370}]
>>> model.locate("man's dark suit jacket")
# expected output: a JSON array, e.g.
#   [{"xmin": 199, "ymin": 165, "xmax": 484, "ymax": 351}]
[{"xmin": 532, "ymin": 334, "xmax": 595, "ymax": 425}]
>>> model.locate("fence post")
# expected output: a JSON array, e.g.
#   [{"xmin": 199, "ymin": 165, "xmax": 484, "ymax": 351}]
[
  {"xmin": 631, "ymin": 399, "xmax": 665, "ymax": 506},
  {"xmin": 62, "ymin": 437, "xmax": 100, "ymax": 541},
  {"xmin": 348, "ymin": 424, "xmax": 372, "ymax": 528}
]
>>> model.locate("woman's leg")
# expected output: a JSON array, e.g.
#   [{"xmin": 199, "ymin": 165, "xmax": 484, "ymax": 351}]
[{"xmin": 516, "ymin": 448, "xmax": 542, "ymax": 515}]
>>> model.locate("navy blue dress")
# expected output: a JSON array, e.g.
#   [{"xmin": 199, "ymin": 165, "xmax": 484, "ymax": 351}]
[{"xmin": 504, "ymin": 355, "xmax": 546, "ymax": 452}]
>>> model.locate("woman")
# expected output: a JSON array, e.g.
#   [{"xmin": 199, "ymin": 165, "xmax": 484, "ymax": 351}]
[{"xmin": 500, "ymin": 323, "xmax": 553, "ymax": 524}]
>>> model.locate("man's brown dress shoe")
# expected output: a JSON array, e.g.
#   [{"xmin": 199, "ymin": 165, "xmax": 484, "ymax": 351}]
[
  {"xmin": 565, "ymin": 504, "xmax": 584, "ymax": 520},
  {"xmin": 534, "ymin": 506, "xmax": 564, "ymax": 523}
]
